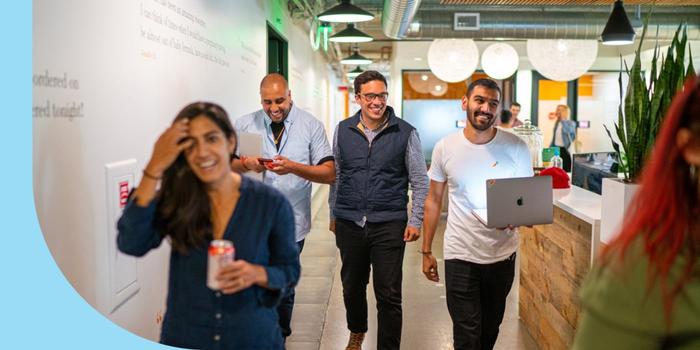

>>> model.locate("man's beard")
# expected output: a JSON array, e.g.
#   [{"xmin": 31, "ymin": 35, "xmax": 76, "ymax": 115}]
[{"xmin": 468, "ymin": 111, "xmax": 496, "ymax": 131}]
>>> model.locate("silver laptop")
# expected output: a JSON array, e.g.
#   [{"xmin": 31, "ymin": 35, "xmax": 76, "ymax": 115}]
[
  {"xmin": 471, "ymin": 176, "xmax": 553, "ymax": 228},
  {"xmin": 238, "ymin": 132, "xmax": 263, "ymax": 182}
]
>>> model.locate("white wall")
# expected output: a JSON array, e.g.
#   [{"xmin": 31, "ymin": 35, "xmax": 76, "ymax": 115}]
[
  {"xmin": 390, "ymin": 41, "xmax": 433, "ymax": 117},
  {"xmin": 514, "ymin": 70, "xmax": 533, "ymax": 121},
  {"xmin": 576, "ymin": 73, "xmax": 629, "ymax": 154},
  {"xmin": 33, "ymin": 0, "xmax": 337, "ymax": 341}
]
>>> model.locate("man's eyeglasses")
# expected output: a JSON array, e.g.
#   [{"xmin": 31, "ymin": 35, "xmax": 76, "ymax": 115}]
[{"xmin": 358, "ymin": 93, "xmax": 389, "ymax": 102}]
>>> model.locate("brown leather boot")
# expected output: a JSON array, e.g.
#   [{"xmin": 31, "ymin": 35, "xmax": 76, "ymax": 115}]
[{"xmin": 345, "ymin": 332, "xmax": 365, "ymax": 350}]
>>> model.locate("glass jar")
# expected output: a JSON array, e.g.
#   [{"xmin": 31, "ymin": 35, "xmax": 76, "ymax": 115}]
[{"xmin": 512, "ymin": 119, "xmax": 544, "ymax": 168}]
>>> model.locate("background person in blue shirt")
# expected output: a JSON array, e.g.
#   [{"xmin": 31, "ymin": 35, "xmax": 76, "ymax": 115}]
[
  {"xmin": 117, "ymin": 102, "xmax": 299, "ymax": 349},
  {"xmin": 550, "ymin": 104, "xmax": 577, "ymax": 171},
  {"xmin": 232, "ymin": 73, "xmax": 335, "ymax": 339}
]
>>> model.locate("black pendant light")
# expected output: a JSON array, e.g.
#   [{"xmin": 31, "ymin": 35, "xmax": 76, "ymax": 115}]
[
  {"xmin": 346, "ymin": 66, "xmax": 364, "ymax": 79},
  {"xmin": 601, "ymin": 0, "xmax": 636, "ymax": 45},
  {"xmin": 318, "ymin": 0, "xmax": 374, "ymax": 23},
  {"xmin": 330, "ymin": 24, "xmax": 373, "ymax": 43},
  {"xmin": 340, "ymin": 51, "xmax": 372, "ymax": 65},
  {"xmin": 340, "ymin": 44, "xmax": 372, "ymax": 65}
]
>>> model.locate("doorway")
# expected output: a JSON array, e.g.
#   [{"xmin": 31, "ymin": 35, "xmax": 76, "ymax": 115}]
[{"xmin": 267, "ymin": 23, "xmax": 288, "ymax": 80}]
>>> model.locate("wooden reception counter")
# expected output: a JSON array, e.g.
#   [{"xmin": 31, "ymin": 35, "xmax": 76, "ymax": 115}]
[{"xmin": 519, "ymin": 186, "xmax": 602, "ymax": 350}]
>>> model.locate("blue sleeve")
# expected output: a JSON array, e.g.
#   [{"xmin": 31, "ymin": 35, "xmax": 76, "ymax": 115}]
[
  {"xmin": 405, "ymin": 130, "xmax": 428, "ymax": 229},
  {"xmin": 116, "ymin": 199, "xmax": 165, "ymax": 257},
  {"xmin": 232, "ymin": 116, "xmax": 244, "ymax": 157},
  {"xmin": 309, "ymin": 119, "xmax": 333, "ymax": 165},
  {"xmin": 257, "ymin": 194, "xmax": 301, "ymax": 307},
  {"xmin": 328, "ymin": 125, "xmax": 340, "ymax": 221},
  {"xmin": 566, "ymin": 120, "xmax": 577, "ymax": 139}
]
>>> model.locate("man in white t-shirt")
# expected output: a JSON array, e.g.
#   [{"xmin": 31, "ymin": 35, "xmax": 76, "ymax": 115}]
[{"xmin": 421, "ymin": 79, "xmax": 533, "ymax": 350}]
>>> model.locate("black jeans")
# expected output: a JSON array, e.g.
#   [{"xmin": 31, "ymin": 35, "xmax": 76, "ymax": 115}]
[
  {"xmin": 558, "ymin": 146, "xmax": 572, "ymax": 172},
  {"xmin": 335, "ymin": 218, "xmax": 407, "ymax": 350},
  {"xmin": 445, "ymin": 253, "xmax": 516, "ymax": 350},
  {"xmin": 278, "ymin": 239, "xmax": 305, "ymax": 338}
]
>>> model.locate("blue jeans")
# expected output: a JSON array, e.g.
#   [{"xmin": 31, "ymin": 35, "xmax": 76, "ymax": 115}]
[
  {"xmin": 445, "ymin": 253, "xmax": 516, "ymax": 350},
  {"xmin": 278, "ymin": 239, "xmax": 305, "ymax": 338}
]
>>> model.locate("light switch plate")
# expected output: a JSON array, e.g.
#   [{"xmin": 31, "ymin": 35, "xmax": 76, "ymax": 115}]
[{"xmin": 105, "ymin": 159, "xmax": 140, "ymax": 313}]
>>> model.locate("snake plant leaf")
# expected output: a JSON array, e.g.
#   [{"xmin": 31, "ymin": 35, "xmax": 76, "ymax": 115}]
[
  {"xmin": 674, "ymin": 24, "xmax": 687, "ymax": 92},
  {"xmin": 687, "ymin": 44, "xmax": 695, "ymax": 81},
  {"xmin": 617, "ymin": 68, "xmax": 627, "ymax": 146},
  {"xmin": 604, "ymin": 124, "xmax": 628, "ymax": 180},
  {"xmin": 604, "ymin": 8, "xmax": 691, "ymax": 182}
]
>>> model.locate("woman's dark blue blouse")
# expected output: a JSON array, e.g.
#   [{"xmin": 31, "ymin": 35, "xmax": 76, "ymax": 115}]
[{"xmin": 117, "ymin": 176, "xmax": 299, "ymax": 350}]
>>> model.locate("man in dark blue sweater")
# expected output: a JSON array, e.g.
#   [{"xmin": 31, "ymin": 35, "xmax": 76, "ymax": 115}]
[{"xmin": 329, "ymin": 70, "xmax": 428, "ymax": 350}]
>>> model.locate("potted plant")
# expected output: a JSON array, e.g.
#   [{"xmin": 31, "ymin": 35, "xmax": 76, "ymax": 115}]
[{"xmin": 601, "ymin": 17, "xmax": 695, "ymax": 244}]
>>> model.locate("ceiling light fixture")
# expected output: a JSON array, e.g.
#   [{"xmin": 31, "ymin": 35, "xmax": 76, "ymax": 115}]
[
  {"xmin": 601, "ymin": 0, "xmax": 636, "ymax": 45},
  {"xmin": 427, "ymin": 39, "xmax": 479, "ymax": 83},
  {"xmin": 340, "ymin": 45, "xmax": 372, "ymax": 65},
  {"xmin": 346, "ymin": 66, "xmax": 364, "ymax": 79},
  {"xmin": 317, "ymin": 0, "xmax": 374, "ymax": 23},
  {"xmin": 526, "ymin": 39, "xmax": 598, "ymax": 81},
  {"xmin": 329, "ymin": 24, "xmax": 373, "ymax": 43},
  {"xmin": 431, "ymin": 82, "xmax": 448, "ymax": 97},
  {"xmin": 406, "ymin": 72, "xmax": 431, "ymax": 94},
  {"xmin": 481, "ymin": 43, "xmax": 519, "ymax": 80}
]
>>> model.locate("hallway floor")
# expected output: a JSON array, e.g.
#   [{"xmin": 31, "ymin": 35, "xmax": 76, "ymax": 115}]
[{"xmin": 286, "ymin": 202, "xmax": 539, "ymax": 350}]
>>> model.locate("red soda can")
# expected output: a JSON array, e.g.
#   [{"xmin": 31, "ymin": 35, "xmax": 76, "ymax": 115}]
[{"xmin": 207, "ymin": 239, "xmax": 235, "ymax": 290}]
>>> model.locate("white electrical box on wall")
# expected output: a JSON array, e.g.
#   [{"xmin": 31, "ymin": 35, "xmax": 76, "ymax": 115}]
[{"xmin": 105, "ymin": 159, "xmax": 140, "ymax": 313}]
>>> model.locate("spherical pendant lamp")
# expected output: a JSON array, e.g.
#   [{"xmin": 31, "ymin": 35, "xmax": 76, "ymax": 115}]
[
  {"xmin": 481, "ymin": 43, "xmax": 519, "ymax": 80},
  {"xmin": 427, "ymin": 39, "xmax": 479, "ymax": 83},
  {"xmin": 526, "ymin": 39, "xmax": 598, "ymax": 82},
  {"xmin": 429, "ymin": 81, "xmax": 448, "ymax": 97},
  {"xmin": 406, "ymin": 72, "xmax": 431, "ymax": 94}
]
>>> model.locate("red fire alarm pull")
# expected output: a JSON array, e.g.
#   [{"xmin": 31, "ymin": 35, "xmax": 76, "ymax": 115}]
[{"xmin": 119, "ymin": 181, "xmax": 129, "ymax": 208}]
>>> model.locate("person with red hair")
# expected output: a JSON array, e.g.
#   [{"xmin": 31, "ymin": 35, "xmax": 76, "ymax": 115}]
[{"xmin": 573, "ymin": 76, "xmax": 700, "ymax": 349}]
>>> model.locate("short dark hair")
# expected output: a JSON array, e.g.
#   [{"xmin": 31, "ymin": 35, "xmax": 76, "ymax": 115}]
[
  {"xmin": 354, "ymin": 70, "xmax": 387, "ymax": 94},
  {"xmin": 511, "ymin": 101, "xmax": 521, "ymax": 108},
  {"xmin": 500, "ymin": 110, "xmax": 513, "ymax": 125},
  {"xmin": 466, "ymin": 78, "xmax": 501, "ymax": 99}
]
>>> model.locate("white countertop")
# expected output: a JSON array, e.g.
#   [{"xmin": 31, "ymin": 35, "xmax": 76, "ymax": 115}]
[{"xmin": 552, "ymin": 185, "xmax": 602, "ymax": 225}]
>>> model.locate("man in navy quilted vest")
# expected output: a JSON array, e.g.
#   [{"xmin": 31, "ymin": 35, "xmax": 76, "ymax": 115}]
[{"xmin": 329, "ymin": 70, "xmax": 428, "ymax": 350}]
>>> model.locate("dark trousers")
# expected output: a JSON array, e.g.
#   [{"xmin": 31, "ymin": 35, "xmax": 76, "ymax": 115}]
[
  {"xmin": 335, "ymin": 218, "xmax": 407, "ymax": 350},
  {"xmin": 445, "ymin": 253, "xmax": 516, "ymax": 350},
  {"xmin": 278, "ymin": 239, "xmax": 305, "ymax": 338},
  {"xmin": 558, "ymin": 146, "xmax": 572, "ymax": 172}
]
